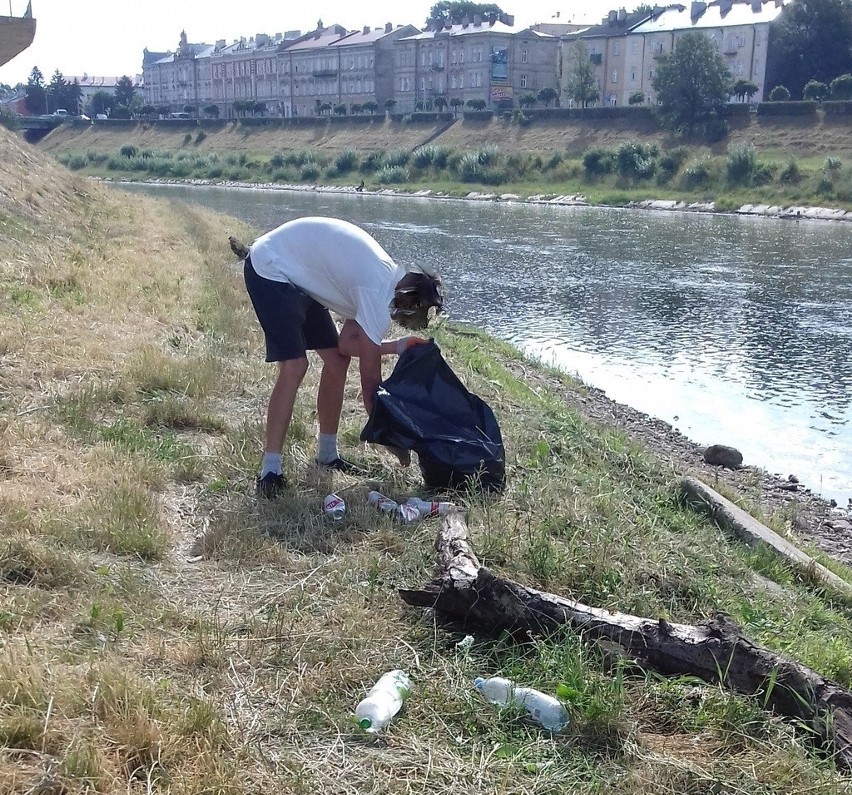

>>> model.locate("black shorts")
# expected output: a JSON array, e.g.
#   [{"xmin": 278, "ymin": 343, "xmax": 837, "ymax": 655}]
[{"xmin": 244, "ymin": 258, "xmax": 339, "ymax": 362}]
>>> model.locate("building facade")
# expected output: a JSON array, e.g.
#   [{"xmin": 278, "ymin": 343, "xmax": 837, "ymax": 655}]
[
  {"xmin": 394, "ymin": 18, "xmax": 559, "ymax": 113},
  {"xmin": 560, "ymin": 1, "xmax": 786, "ymax": 108},
  {"xmin": 144, "ymin": 32, "xmax": 213, "ymax": 109}
]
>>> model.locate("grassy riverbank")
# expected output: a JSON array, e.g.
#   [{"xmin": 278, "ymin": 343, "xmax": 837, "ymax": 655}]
[
  {"xmin": 5, "ymin": 124, "xmax": 852, "ymax": 793},
  {"xmin": 40, "ymin": 115, "xmax": 852, "ymax": 211}
]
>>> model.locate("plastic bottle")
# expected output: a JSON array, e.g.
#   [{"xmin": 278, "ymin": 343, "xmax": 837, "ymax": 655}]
[
  {"xmin": 355, "ymin": 670, "xmax": 411, "ymax": 732},
  {"xmin": 368, "ymin": 491, "xmax": 399, "ymax": 514},
  {"xmin": 474, "ymin": 676, "xmax": 569, "ymax": 732},
  {"xmin": 403, "ymin": 497, "xmax": 456, "ymax": 518},
  {"xmin": 323, "ymin": 493, "xmax": 345, "ymax": 520}
]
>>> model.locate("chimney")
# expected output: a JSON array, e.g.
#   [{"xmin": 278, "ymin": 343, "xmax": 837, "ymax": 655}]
[
  {"xmin": 215, "ymin": 39, "xmax": 225, "ymax": 51},
  {"xmin": 473, "ymin": 14, "xmax": 482, "ymax": 25},
  {"xmin": 608, "ymin": 9, "xmax": 617, "ymax": 23},
  {"xmin": 256, "ymin": 33, "xmax": 269, "ymax": 46},
  {"xmin": 690, "ymin": 2, "xmax": 707, "ymax": 19},
  {"xmin": 751, "ymin": 0, "xmax": 762, "ymax": 10},
  {"xmin": 385, "ymin": 22, "xmax": 392, "ymax": 33},
  {"xmin": 617, "ymin": 7, "xmax": 627, "ymax": 21},
  {"xmin": 363, "ymin": 25, "xmax": 370, "ymax": 34},
  {"xmin": 462, "ymin": 15, "xmax": 470, "ymax": 27}
]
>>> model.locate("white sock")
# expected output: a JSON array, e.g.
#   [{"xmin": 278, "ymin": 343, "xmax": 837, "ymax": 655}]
[
  {"xmin": 260, "ymin": 452, "xmax": 282, "ymax": 477},
  {"xmin": 316, "ymin": 433, "xmax": 339, "ymax": 464}
]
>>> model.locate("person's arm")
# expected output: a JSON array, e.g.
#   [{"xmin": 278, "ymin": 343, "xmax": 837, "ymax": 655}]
[{"xmin": 338, "ymin": 320, "xmax": 428, "ymax": 414}]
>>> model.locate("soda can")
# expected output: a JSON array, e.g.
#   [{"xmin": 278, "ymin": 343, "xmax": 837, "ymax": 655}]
[
  {"xmin": 397, "ymin": 503, "xmax": 421, "ymax": 523},
  {"xmin": 368, "ymin": 490, "xmax": 399, "ymax": 514},
  {"xmin": 323, "ymin": 493, "xmax": 346, "ymax": 520}
]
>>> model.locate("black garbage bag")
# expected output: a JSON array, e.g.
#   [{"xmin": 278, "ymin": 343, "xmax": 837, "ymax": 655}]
[{"xmin": 360, "ymin": 340, "xmax": 505, "ymax": 493}]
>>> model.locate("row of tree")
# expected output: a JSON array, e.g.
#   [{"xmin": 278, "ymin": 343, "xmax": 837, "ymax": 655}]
[{"xmin": 24, "ymin": 67, "xmax": 137, "ymax": 117}]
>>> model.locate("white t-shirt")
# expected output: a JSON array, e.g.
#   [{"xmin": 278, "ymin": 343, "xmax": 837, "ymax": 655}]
[{"xmin": 249, "ymin": 217, "xmax": 407, "ymax": 345}]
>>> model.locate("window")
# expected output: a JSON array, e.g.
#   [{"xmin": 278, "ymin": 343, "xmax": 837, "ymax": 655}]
[
  {"xmin": 632, "ymin": 41, "xmax": 638, "ymax": 55},
  {"xmin": 521, "ymin": 47, "xmax": 528, "ymax": 63},
  {"xmin": 451, "ymin": 74, "xmax": 456, "ymax": 89},
  {"xmin": 520, "ymin": 73, "xmax": 527, "ymax": 88},
  {"xmin": 476, "ymin": 48, "xmax": 482, "ymax": 62},
  {"xmin": 611, "ymin": 69, "xmax": 618, "ymax": 83},
  {"xmin": 459, "ymin": 73, "xmax": 464, "ymax": 88},
  {"xmin": 451, "ymin": 49, "xmax": 457, "ymax": 64},
  {"xmin": 613, "ymin": 42, "xmax": 620, "ymax": 56},
  {"xmin": 460, "ymin": 50, "xmax": 465, "ymax": 63},
  {"xmin": 737, "ymin": 34, "xmax": 746, "ymax": 47},
  {"xmin": 755, "ymin": 32, "xmax": 762, "ymax": 46}
]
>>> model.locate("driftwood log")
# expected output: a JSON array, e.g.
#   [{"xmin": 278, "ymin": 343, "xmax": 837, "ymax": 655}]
[
  {"xmin": 680, "ymin": 476, "xmax": 852, "ymax": 597},
  {"xmin": 399, "ymin": 512, "xmax": 852, "ymax": 768}
]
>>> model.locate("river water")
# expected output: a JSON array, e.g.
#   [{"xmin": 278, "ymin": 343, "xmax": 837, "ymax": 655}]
[{"xmin": 121, "ymin": 184, "xmax": 852, "ymax": 504}]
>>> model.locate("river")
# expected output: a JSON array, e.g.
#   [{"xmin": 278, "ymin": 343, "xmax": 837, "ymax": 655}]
[{"xmin": 120, "ymin": 183, "xmax": 852, "ymax": 504}]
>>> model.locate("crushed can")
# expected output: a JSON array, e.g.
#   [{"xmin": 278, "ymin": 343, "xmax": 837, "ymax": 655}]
[{"xmin": 323, "ymin": 493, "xmax": 346, "ymax": 520}]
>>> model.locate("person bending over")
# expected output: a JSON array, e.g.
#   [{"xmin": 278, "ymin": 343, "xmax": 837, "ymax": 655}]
[{"xmin": 230, "ymin": 216, "xmax": 443, "ymax": 498}]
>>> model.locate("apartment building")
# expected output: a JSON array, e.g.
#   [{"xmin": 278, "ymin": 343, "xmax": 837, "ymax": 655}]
[
  {"xmin": 278, "ymin": 22, "xmax": 418, "ymax": 118},
  {"xmin": 560, "ymin": 1, "xmax": 786, "ymax": 108},
  {"xmin": 394, "ymin": 16, "xmax": 558, "ymax": 112},
  {"xmin": 630, "ymin": 0, "xmax": 785, "ymax": 104},
  {"xmin": 144, "ymin": 32, "xmax": 214, "ymax": 108}
]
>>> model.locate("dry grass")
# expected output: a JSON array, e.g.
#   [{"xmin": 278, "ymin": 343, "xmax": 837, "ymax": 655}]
[{"xmin": 3, "ymin": 123, "xmax": 852, "ymax": 793}]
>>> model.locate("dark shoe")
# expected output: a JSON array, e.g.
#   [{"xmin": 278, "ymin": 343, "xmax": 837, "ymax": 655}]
[
  {"xmin": 256, "ymin": 472, "xmax": 286, "ymax": 499},
  {"xmin": 315, "ymin": 457, "xmax": 366, "ymax": 475}
]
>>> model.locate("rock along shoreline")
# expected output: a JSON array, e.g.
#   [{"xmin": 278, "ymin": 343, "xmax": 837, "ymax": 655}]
[{"xmin": 101, "ymin": 175, "xmax": 852, "ymax": 224}]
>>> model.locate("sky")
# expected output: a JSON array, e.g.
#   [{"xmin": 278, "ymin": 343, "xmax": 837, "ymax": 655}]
[{"xmin": 0, "ymin": 0, "xmax": 607, "ymax": 86}]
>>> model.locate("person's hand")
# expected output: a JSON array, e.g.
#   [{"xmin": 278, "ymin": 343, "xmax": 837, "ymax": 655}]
[
  {"xmin": 396, "ymin": 336, "xmax": 429, "ymax": 355},
  {"xmin": 384, "ymin": 444, "xmax": 411, "ymax": 467}
]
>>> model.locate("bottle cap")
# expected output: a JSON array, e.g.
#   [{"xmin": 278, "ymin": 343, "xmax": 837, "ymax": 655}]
[
  {"xmin": 473, "ymin": 677, "xmax": 485, "ymax": 690},
  {"xmin": 358, "ymin": 717, "xmax": 372, "ymax": 730}
]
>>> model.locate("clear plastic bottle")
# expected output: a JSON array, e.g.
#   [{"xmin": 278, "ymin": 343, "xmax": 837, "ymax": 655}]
[
  {"xmin": 355, "ymin": 670, "xmax": 411, "ymax": 732},
  {"xmin": 368, "ymin": 491, "xmax": 399, "ymax": 514},
  {"xmin": 474, "ymin": 676, "xmax": 569, "ymax": 732},
  {"xmin": 403, "ymin": 497, "xmax": 456, "ymax": 517}
]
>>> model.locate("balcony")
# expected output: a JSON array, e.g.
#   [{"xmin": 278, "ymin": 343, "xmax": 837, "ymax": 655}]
[
  {"xmin": 429, "ymin": 63, "xmax": 444, "ymax": 72},
  {"xmin": 313, "ymin": 69, "xmax": 338, "ymax": 78}
]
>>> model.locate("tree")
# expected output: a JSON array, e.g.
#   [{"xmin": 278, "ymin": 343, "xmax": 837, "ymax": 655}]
[
  {"xmin": 253, "ymin": 101, "xmax": 267, "ymax": 116},
  {"xmin": 383, "ymin": 98, "xmax": 396, "ymax": 112},
  {"xmin": 88, "ymin": 90, "xmax": 114, "ymax": 117},
  {"xmin": 518, "ymin": 92, "xmax": 537, "ymax": 108},
  {"xmin": 802, "ymin": 79, "xmax": 829, "ymax": 101},
  {"xmin": 25, "ymin": 66, "xmax": 46, "ymax": 115},
  {"xmin": 45, "ymin": 69, "xmax": 68, "ymax": 113},
  {"xmin": 350, "ymin": 103, "xmax": 362, "ymax": 114},
  {"xmin": 831, "ymin": 72, "xmax": 852, "ymax": 98},
  {"xmin": 768, "ymin": 84, "xmax": 790, "ymax": 101},
  {"xmin": 537, "ymin": 87, "xmax": 558, "ymax": 107},
  {"xmin": 156, "ymin": 104, "xmax": 171, "ymax": 118},
  {"xmin": 766, "ymin": 0, "xmax": 852, "ymax": 99},
  {"xmin": 628, "ymin": 90, "xmax": 645, "ymax": 105},
  {"xmin": 414, "ymin": 100, "xmax": 425, "ymax": 111},
  {"xmin": 449, "ymin": 96, "xmax": 463, "ymax": 114},
  {"xmin": 114, "ymin": 75, "xmax": 136, "ymax": 108},
  {"xmin": 434, "ymin": 95, "xmax": 448, "ymax": 111},
  {"xmin": 139, "ymin": 104, "xmax": 156, "ymax": 118},
  {"xmin": 334, "ymin": 103, "xmax": 347, "ymax": 115},
  {"xmin": 427, "ymin": 1, "xmax": 504, "ymax": 25},
  {"xmin": 110, "ymin": 105, "xmax": 132, "ymax": 119},
  {"xmin": 465, "ymin": 98, "xmax": 487, "ymax": 110},
  {"xmin": 362, "ymin": 100, "xmax": 379, "ymax": 114},
  {"xmin": 732, "ymin": 79, "xmax": 759, "ymax": 103},
  {"xmin": 652, "ymin": 31, "xmax": 733, "ymax": 135},
  {"xmin": 563, "ymin": 41, "xmax": 600, "ymax": 107},
  {"xmin": 183, "ymin": 104, "xmax": 196, "ymax": 116},
  {"xmin": 203, "ymin": 104, "xmax": 220, "ymax": 118}
]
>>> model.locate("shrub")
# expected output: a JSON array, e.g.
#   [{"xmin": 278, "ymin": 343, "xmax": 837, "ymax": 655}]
[
  {"xmin": 726, "ymin": 143, "xmax": 757, "ymax": 185},
  {"xmin": 816, "ymin": 175, "xmax": 834, "ymax": 196},
  {"xmin": 457, "ymin": 152, "xmax": 483, "ymax": 182},
  {"xmin": 475, "ymin": 145, "xmax": 500, "ymax": 166},
  {"xmin": 87, "ymin": 151, "xmax": 109, "ymax": 164},
  {"xmin": 802, "ymin": 80, "xmax": 829, "ymax": 102},
  {"xmin": 359, "ymin": 151, "xmax": 385, "ymax": 173},
  {"xmin": 376, "ymin": 165, "xmax": 410, "ymax": 184},
  {"xmin": 195, "ymin": 130, "xmax": 207, "ymax": 144},
  {"xmin": 183, "ymin": 133, "xmax": 192, "ymax": 144},
  {"xmin": 384, "ymin": 149, "xmax": 410, "ymax": 168},
  {"xmin": 768, "ymin": 85, "xmax": 790, "ymax": 101},
  {"xmin": 479, "ymin": 167, "xmax": 509, "ymax": 186},
  {"xmin": 583, "ymin": 148, "xmax": 616, "ymax": 177},
  {"xmin": 681, "ymin": 157, "xmax": 712, "ymax": 189},
  {"xmin": 830, "ymin": 73, "xmax": 852, "ymax": 100},
  {"xmin": 106, "ymin": 156, "xmax": 126, "ymax": 171},
  {"xmin": 704, "ymin": 116, "xmax": 729, "ymax": 143},
  {"xmin": 544, "ymin": 151, "xmax": 564, "ymax": 170},
  {"xmin": 65, "ymin": 153, "xmax": 89, "ymax": 170},
  {"xmin": 0, "ymin": 106, "xmax": 19, "ymax": 131},
  {"xmin": 752, "ymin": 161, "xmax": 777, "ymax": 186},
  {"xmin": 779, "ymin": 159, "xmax": 801, "ymax": 184},
  {"xmin": 170, "ymin": 161, "xmax": 192, "ymax": 178},
  {"xmin": 824, "ymin": 156, "xmax": 843, "ymax": 173},
  {"xmin": 334, "ymin": 149, "xmax": 358, "ymax": 173},
  {"xmin": 119, "ymin": 144, "xmax": 138, "ymax": 158},
  {"xmin": 658, "ymin": 145, "xmax": 690, "ymax": 182},
  {"xmin": 269, "ymin": 153, "xmax": 286, "ymax": 168},
  {"xmin": 431, "ymin": 146, "xmax": 452, "ymax": 169},
  {"xmin": 412, "ymin": 146, "xmax": 436, "ymax": 168},
  {"xmin": 300, "ymin": 162, "xmax": 321, "ymax": 181},
  {"xmin": 615, "ymin": 141, "xmax": 657, "ymax": 181},
  {"xmin": 206, "ymin": 165, "xmax": 224, "ymax": 179},
  {"xmin": 756, "ymin": 100, "xmax": 818, "ymax": 116}
]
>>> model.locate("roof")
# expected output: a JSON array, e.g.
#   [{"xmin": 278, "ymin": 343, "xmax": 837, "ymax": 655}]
[
  {"xmin": 334, "ymin": 25, "xmax": 419, "ymax": 47},
  {"xmin": 281, "ymin": 25, "xmax": 350, "ymax": 52},
  {"xmin": 632, "ymin": 0, "xmax": 785, "ymax": 34},
  {"xmin": 564, "ymin": 10, "xmax": 651, "ymax": 39},
  {"xmin": 65, "ymin": 75, "xmax": 140, "ymax": 88},
  {"xmin": 401, "ymin": 20, "xmax": 518, "ymax": 41},
  {"xmin": 152, "ymin": 42, "xmax": 213, "ymax": 64}
]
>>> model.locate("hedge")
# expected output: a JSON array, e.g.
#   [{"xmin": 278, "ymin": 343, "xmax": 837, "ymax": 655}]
[
  {"xmin": 756, "ymin": 101, "xmax": 818, "ymax": 116},
  {"xmin": 93, "ymin": 119, "xmax": 139, "ymax": 128},
  {"xmin": 238, "ymin": 117, "xmax": 284, "ymax": 127},
  {"xmin": 721, "ymin": 103, "xmax": 752, "ymax": 117},
  {"xmin": 462, "ymin": 110, "xmax": 494, "ymax": 121},
  {"xmin": 822, "ymin": 100, "xmax": 852, "ymax": 115}
]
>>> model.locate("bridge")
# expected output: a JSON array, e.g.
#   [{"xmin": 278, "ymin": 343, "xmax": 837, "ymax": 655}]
[{"xmin": 18, "ymin": 116, "xmax": 67, "ymax": 131}]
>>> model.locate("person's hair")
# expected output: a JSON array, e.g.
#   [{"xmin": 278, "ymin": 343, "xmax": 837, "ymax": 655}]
[{"xmin": 396, "ymin": 271, "xmax": 443, "ymax": 312}]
